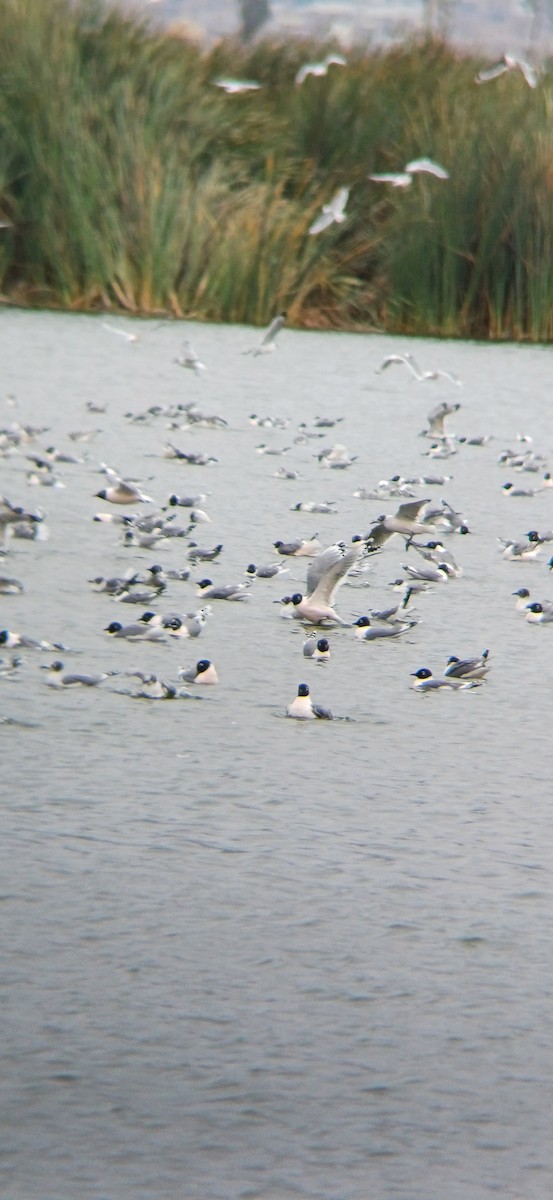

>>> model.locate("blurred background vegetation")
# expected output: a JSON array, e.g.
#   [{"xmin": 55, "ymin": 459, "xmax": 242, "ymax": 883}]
[{"xmin": 1, "ymin": 0, "xmax": 552, "ymax": 339}]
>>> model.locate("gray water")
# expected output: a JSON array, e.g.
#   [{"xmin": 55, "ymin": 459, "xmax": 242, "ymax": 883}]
[{"xmin": 1, "ymin": 309, "xmax": 553, "ymax": 1200}]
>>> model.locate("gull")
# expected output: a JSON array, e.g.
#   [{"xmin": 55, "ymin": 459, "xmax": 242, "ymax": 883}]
[
  {"xmin": 431, "ymin": 500, "xmax": 470, "ymax": 534},
  {"xmin": 502, "ymin": 481, "xmax": 545, "ymax": 497},
  {"xmin": 526, "ymin": 602, "xmax": 553, "ymax": 623},
  {"xmin": 0, "ymin": 575, "xmax": 24, "ymax": 594},
  {"xmin": 317, "ymin": 443, "xmax": 357, "ymax": 468},
  {"xmin": 274, "ymin": 467, "xmax": 303, "ymax": 480},
  {"xmin": 288, "ymin": 542, "xmax": 362, "ymax": 625},
  {"xmin": 295, "ymin": 53, "xmax": 346, "ymax": 86},
  {"xmin": 274, "ymin": 536, "xmax": 321, "ymax": 557},
  {"xmin": 369, "ymin": 158, "xmax": 449, "ymax": 186},
  {"xmin": 256, "ymin": 443, "xmax": 291, "ymax": 456},
  {"xmin": 409, "ymin": 540, "xmax": 463, "ymax": 576},
  {"xmin": 513, "ymin": 587, "xmax": 532, "ymax": 611},
  {"xmin": 101, "ymin": 322, "xmax": 138, "ymax": 343},
  {"xmin": 187, "ymin": 542, "xmax": 223, "ymax": 563},
  {"xmin": 498, "ymin": 531, "xmax": 543, "ymax": 560},
  {"xmin": 196, "ymin": 579, "xmax": 251, "ymax": 601},
  {"xmin": 95, "ymin": 481, "xmax": 153, "ymax": 505},
  {"xmin": 401, "ymin": 561, "xmax": 451, "ymax": 583},
  {"xmin": 0, "ymin": 654, "xmax": 22, "ymax": 678},
  {"xmin": 411, "ymin": 668, "xmax": 481, "ymax": 691},
  {"xmin": 286, "ymin": 683, "xmax": 333, "ymax": 720},
  {"xmin": 353, "ymin": 616, "xmax": 414, "ymax": 640},
  {"xmin": 475, "ymin": 55, "xmax": 538, "ymax": 88},
  {"xmin": 104, "ymin": 621, "xmax": 167, "ymax": 642},
  {"xmin": 421, "ymin": 401, "xmax": 462, "ymax": 439},
  {"xmin": 143, "ymin": 564, "xmax": 190, "ymax": 586},
  {"xmin": 422, "ymin": 439, "xmax": 458, "ymax": 458},
  {"xmin": 167, "ymin": 493, "xmax": 209, "ymax": 508},
  {"xmin": 444, "ymin": 651, "xmax": 491, "ymax": 680},
  {"xmin": 365, "ymin": 499, "xmax": 434, "ymax": 552},
  {"xmin": 291, "ymin": 501, "xmax": 337, "ymax": 514},
  {"xmin": 376, "ymin": 353, "xmax": 462, "ymax": 388},
  {"xmin": 245, "ymin": 562, "xmax": 289, "ymax": 579},
  {"xmin": 162, "ymin": 444, "xmax": 218, "ymax": 465},
  {"xmin": 303, "ymin": 635, "xmax": 331, "ymax": 660},
  {"xmin": 249, "ymin": 414, "xmax": 290, "ymax": 429},
  {"xmin": 178, "ymin": 659, "xmax": 219, "ymax": 684},
  {"xmin": 213, "ymin": 78, "xmax": 262, "ymax": 94},
  {"xmin": 0, "ymin": 630, "xmax": 56, "ymax": 650},
  {"xmin": 134, "ymin": 677, "xmax": 180, "ymax": 700},
  {"xmin": 144, "ymin": 607, "xmax": 211, "ymax": 638},
  {"xmin": 243, "ymin": 314, "xmax": 286, "ymax": 356},
  {"xmin": 308, "ymin": 187, "xmax": 349, "ymax": 235},
  {"xmin": 42, "ymin": 661, "xmax": 114, "ymax": 688},
  {"xmin": 174, "ymin": 340, "xmax": 206, "ymax": 374}
]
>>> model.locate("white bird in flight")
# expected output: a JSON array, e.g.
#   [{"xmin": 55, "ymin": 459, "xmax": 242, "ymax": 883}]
[
  {"xmin": 308, "ymin": 187, "xmax": 350, "ymax": 235},
  {"xmin": 295, "ymin": 54, "xmax": 346, "ymax": 86},
  {"xmin": 369, "ymin": 158, "xmax": 449, "ymax": 188},
  {"xmin": 243, "ymin": 314, "xmax": 286, "ymax": 356},
  {"xmin": 376, "ymin": 352, "xmax": 462, "ymax": 387},
  {"xmin": 101, "ymin": 322, "xmax": 138, "ymax": 343},
  {"xmin": 213, "ymin": 78, "xmax": 262, "ymax": 94},
  {"xmin": 175, "ymin": 340, "xmax": 206, "ymax": 375},
  {"xmin": 475, "ymin": 55, "xmax": 538, "ymax": 88}
]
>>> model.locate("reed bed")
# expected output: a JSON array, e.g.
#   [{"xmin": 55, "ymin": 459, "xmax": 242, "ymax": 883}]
[{"xmin": 1, "ymin": 0, "xmax": 552, "ymax": 339}]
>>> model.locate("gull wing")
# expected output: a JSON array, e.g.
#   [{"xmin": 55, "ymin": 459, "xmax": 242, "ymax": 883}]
[
  {"xmin": 312, "ymin": 703, "xmax": 333, "ymax": 719},
  {"xmin": 364, "ymin": 519, "xmax": 393, "ymax": 550},
  {"xmin": 432, "ymin": 369, "xmax": 462, "ymax": 386},
  {"xmin": 308, "ymin": 209, "xmax": 336, "ymax": 235},
  {"xmin": 475, "ymin": 62, "xmax": 509, "ymax": 84},
  {"xmin": 368, "ymin": 172, "xmax": 412, "ymax": 188},
  {"xmin": 444, "ymin": 656, "xmax": 487, "ymax": 677},
  {"xmin": 405, "ymin": 158, "xmax": 449, "ymax": 180},
  {"xmin": 214, "ymin": 79, "xmax": 261, "ymax": 93},
  {"xmin": 395, "ymin": 499, "xmax": 431, "ymax": 522},
  {"xmin": 328, "ymin": 187, "xmax": 349, "ymax": 218},
  {"xmin": 306, "ymin": 544, "xmax": 361, "ymax": 604},
  {"xmin": 260, "ymin": 314, "xmax": 285, "ymax": 346},
  {"xmin": 376, "ymin": 353, "xmax": 422, "ymax": 380},
  {"xmin": 515, "ymin": 59, "xmax": 538, "ymax": 87},
  {"xmin": 376, "ymin": 354, "xmax": 408, "ymax": 372},
  {"xmin": 295, "ymin": 63, "xmax": 322, "ymax": 85},
  {"xmin": 427, "ymin": 401, "xmax": 452, "ymax": 421}
]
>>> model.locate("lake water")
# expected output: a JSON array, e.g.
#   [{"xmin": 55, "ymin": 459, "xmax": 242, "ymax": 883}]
[{"xmin": 2, "ymin": 309, "xmax": 553, "ymax": 1200}]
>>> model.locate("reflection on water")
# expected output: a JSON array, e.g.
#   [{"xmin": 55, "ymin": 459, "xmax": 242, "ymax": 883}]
[{"xmin": 1, "ymin": 310, "xmax": 553, "ymax": 1199}]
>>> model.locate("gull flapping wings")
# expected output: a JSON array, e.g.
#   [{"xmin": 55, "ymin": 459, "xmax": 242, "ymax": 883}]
[
  {"xmin": 404, "ymin": 158, "xmax": 450, "ymax": 180},
  {"xmin": 424, "ymin": 400, "xmax": 461, "ymax": 436},
  {"xmin": 369, "ymin": 172, "xmax": 412, "ymax": 188},
  {"xmin": 365, "ymin": 499, "xmax": 431, "ymax": 550},
  {"xmin": 260, "ymin": 313, "xmax": 286, "ymax": 347},
  {"xmin": 244, "ymin": 313, "xmax": 286, "ymax": 356},
  {"xmin": 377, "ymin": 352, "xmax": 462, "ymax": 387},
  {"xmin": 369, "ymin": 159, "xmax": 449, "ymax": 187},
  {"xmin": 295, "ymin": 53, "xmax": 346, "ymax": 86},
  {"xmin": 101, "ymin": 322, "xmax": 138, "ymax": 343},
  {"xmin": 305, "ymin": 543, "xmax": 362, "ymax": 606},
  {"xmin": 176, "ymin": 340, "xmax": 206, "ymax": 374},
  {"xmin": 475, "ymin": 56, "xmax": 538, "ymax": 88},
  {"xmin": 213, "ymin": 78, "xmax": 262, "ymax": 94},
  {"xmin": 308, "ymin": 187, "xmax": 349, "ymax": 235},
  {"xmin": 376, "ymin": 353, "xmax": 422, "ymax": 377}
]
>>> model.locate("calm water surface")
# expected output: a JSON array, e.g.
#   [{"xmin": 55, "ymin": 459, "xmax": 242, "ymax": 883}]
[{"xmin": 1, "ymin": 310, "xmax": 553, "ymax": 1199}]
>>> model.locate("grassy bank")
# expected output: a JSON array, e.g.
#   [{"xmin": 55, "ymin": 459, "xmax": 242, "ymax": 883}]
[{"xmin": 1, "ymin": 0, "xmax": 552, "ymax": 339}]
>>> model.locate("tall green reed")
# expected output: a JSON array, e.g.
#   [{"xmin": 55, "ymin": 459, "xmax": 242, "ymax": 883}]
[{"xmin": 0, "ymin": 3, "xmax": 552, "ymax": 339}]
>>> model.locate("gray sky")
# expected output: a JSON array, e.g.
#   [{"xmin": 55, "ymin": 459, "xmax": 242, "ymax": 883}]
[{"xmin": 136, "ymin": 0, "xmax": 545, "ymax": 53}]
